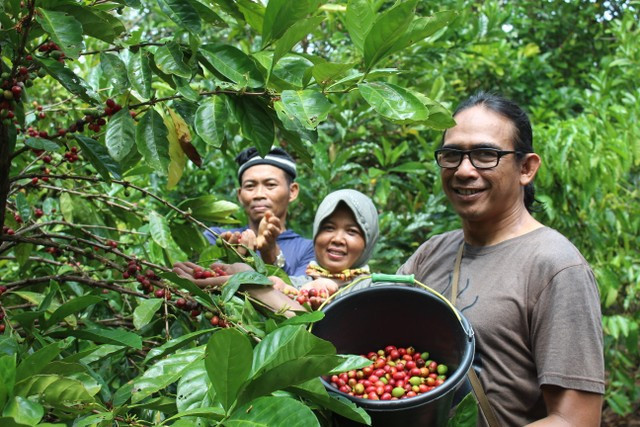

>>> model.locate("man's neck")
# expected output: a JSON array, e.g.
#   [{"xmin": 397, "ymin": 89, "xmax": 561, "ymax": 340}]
[{"xmin": 462, "ymin": 208, "xmax": 543, "ymax": 247}]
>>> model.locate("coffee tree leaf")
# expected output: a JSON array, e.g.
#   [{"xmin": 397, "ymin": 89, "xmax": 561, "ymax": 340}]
[
  {"xmin": 389, "ymin": 161, "xmax": 428, "ymax": 174},
  {"xmin": 327, "ymin": 67, "xmax": 400, "ymax": 89},
  {"xmin": 235, "ymin": 0, "xmax": 265, "ymax": 33},
  {"xmin": 194, "ymin": 95, "xmax": 228, "ymax": 147},
  {"xmin": 327, "ymin": 354, "xmax": 374, "ymax": 374},
  {"xmin": 35, "ymin": 9, "xmax": 84, "ymax": 59},
  {"xmin": 160, "ymin": 407, "xmax": 225, "ymax": 425},
  {"xmin": 57, "ymin": 5, "xmax": 123, "ymax": 43},
  {"xmin": 157, "ymin": 0, "xmax": 202, "ymax": 34},
  {"xmin": 188, "ymin": 0, "xmax": 225, "ymax": 26},
  {"xmin": 148, "ymin": 210, "xmax": 173, "ymax": 249},
  {"xmin": 447, "ymin": 392, "xmax": 478, "ymax": 427},
  {"xmin": 199, "ymin": 44, "xmax": 264, "ymax": 88},
  {"xmin": 145, "ymin": 329, "xmax": 215, "ymax": 364},
  {"xmin": 280, "ymin": 90, "xmax": 331, "ymax": 130},
  {"xmin": 311, "ymin": 62, "xmax": 357, "ymax": 87},
  {"xmin": 14, "ymin": 375, "xmax": 95, "ymax": 406},
  {"xmin": 14, "ymin": 243, "xmax": 33, "ymax": 268},
  {"xmin": 73, "ymin": 411, "xmax": 114, "ymax": 427},
  {"xmin": 231, "ymin": 96, "xmax": 274, "ymax": 154},
  {"xmin": 287, "ymin": 378, "xmax": 370, "ymax": 424},
  {"xmin": 99, "ymin": 52, "xmax": 130, "ymax": 95},
  {"xmin": 177, "ymin": 196, "xmax": 239, "ymax": 224},
  {"xmin": 272, "ymin": 16, "xmax": 325, "ymax": 72},
  {"xmin": 24, "ymin": 137, "xmax": 60, "ymax": 152},
  {"xmin": 133, "ymin": 298, "xmax": 164, "ymax": 330},
  {"xmin": 47, "ymin": 328, "xmax": 142, "ymax": 349},
  {"xmin": 43, "ymin": 295, "xmax": 103, "ymax": 331},
  {"xmin": 106, "ymin": 108, "xmax": 136, "ymax": 162},
  {"xmin": 363, "ymin": 0, "xmax": 417, "ymax": 71},
  {"xmin": 38, "ymin": 58, "xmax": 100, "ymax": 104},
  {"xmin": 358, "ymin": 82, "xmax": 429, "ymax": 123},
  {"xmin": 176, "ymin": 359, "xmax": 217, "ymax": 422},
  {"xmin": 205, "ymin": 328, "xmax": 252, "ymax": 411},
  {"xmin": 127, "ymin": 50, "xmax": 154, "ymax": 100},
  {"xmin": 345, "ymin": 0, "xmax": 375, "ymax": 52},
  {"xmin": 221, "ymin": 271, "xmax": 272, "ymax": 303},
  {"xmin": 2, "ymin": 396, "xmax": 45, "ymax": 426},
  {"xmin": 153, "ymin": 42, "xmax": 192, "ymax": 78},
  {"xmin": 0, "ymin": 355, "xmax": 16, "ymax": 409},
  {"xmin": 74, "ymin": 134, "xmax": 122, "ymax": 180},
  {"xmin": 135, "ymin": 109, "xmax": 170, "ymax": 175},
  {"xmin": 251, "ymin": 325, "xmax": 335, "ymax": 376},
  {"xmin": 15, "ymin": 192, "xmax": 31, "ymax": 223},
  {"xmin": 164, "ymin": 109, "xmax": 186, "ymax": 190},
  {"xmin": 227, "ymin": 396, "xmax": 319, "ymax": 427},
  {"xmin": 388, "ymin": 10, "xmax": 458, "ymax": 57},
  {"xmin": 262, "ymin": 0, "xmax": 321, "ymax": 48},
  {"xmin": 131, "ymin": 347, "xmax": 205, "ymax": 403},
  {"xmin": 280, "ymin": 311, "xmax": 324, "ymax": 326}
]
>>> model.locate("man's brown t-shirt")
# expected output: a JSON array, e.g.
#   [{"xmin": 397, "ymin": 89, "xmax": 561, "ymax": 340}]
[{"xmin": 397, "ymin": 227, "xmax": 604, "ymax": 425}]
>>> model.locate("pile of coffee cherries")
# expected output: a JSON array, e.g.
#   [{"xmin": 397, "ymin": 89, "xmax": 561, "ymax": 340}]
[
  {"xmin": 282, "ymin": 287, "xmax": 328, "ymax": 310},
  {"xmin": 192, "ymin": 265, "xmax": 228, "ymax": 279},
  {"xmin": 326, "ymin": 345, "xmax": 449, "ymax": 400}
]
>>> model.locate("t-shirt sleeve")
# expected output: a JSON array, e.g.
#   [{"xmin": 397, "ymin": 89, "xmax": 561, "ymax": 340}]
[
  {"xmin": 203, "ymin": 226, "xmax": 225, "ymax": 245},
  {"xmin": 288, "ymin": 240, "xmax": 315, "ymax": 276},
  {"xmin": 531, "ymin": 264, "xmax": 605, "ymax": 394}
]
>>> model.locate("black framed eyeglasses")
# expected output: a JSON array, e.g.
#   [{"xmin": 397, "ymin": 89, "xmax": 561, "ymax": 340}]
[{"xmin": 434, "ymin": 148, "xmax": 523, "ymax": 169}]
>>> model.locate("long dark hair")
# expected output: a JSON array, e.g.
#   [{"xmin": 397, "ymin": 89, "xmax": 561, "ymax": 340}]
[{"xmin": 445, "ymin": 91, "xmax": 540, "ymax": 213}]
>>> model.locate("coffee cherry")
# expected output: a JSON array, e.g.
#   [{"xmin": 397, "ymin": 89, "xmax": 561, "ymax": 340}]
[
  {"xmin": 34, "ymin": 208, "xmax": 44, "ymax": 218},
  {"xmin": 176, "ymin": 298, "xmax": 186, "ymax": 308},
  {"xmin": 106, "ymin": 99, "xmax": 116, "ymax": 108}
]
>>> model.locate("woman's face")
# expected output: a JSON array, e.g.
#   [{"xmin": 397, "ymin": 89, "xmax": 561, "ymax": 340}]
[{"xmin": 314, "ymin": 204, "xmax": 366, "ymax": 274}]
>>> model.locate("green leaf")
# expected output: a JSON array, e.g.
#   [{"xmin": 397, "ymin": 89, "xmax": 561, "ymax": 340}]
[
  {"xmin": 236, "ymin": 0, "xmax": 265, "ymax": 33},
  {"xmin": 200, "ymin": 44, "xmax": 264, "ymax": 88},
  {"xmin": 176, "ymin": 360, "xmax": 217, "ymax": 420},
  {"xmin": 262, "ymin": 0, "xmax": 321, "ymax": 48},
  {"xmin": 14, "ymin": 243, "xmax": 33, "ymax": 268},
  {"xmin": 153, "ymin": 42, "xmax": 192, "ymax": 78},
  {"xmin": 328, "ymin": 354, "xmax": 373, "ymax": 374},
  {"xmin": 363, "ymin": 0, "xmax": 418, "ymax": 70},
  {"xmin": 106, "ymin": 108, "xmax": 137, "ymax": 162},
  {"xmin": 194, "ymin": 96, "xmax": 228, "ymax": 147},
  {"xmin": 358, "ymin": 82, "xmax": 429, "ymax": 123},
  {"xmin": 178, "ymin": 195, "xmax": 239, "ymax": 223},
  {"xmin": 311, "ymin": 62, "xmax": 357, "ymax": 87},
  {"xmin": 272, "ymin": 16, "xmax": 325, "ymax": 71},
  {"xmin": 133, "ymin": 298, "xmax": 164, "ymax": 330},
  {"xmin": 422, "ymin": 96, "xmax": 456, "ymax": 130},
  {"xmin": 15, "ymin": 193, "xmax": 30, "ymax": 222},
  {"xmin": 288, "ymin": 378, "xmax": 370, "ymax": 424},
  {"xmin": 2, "ymin": 396, "xmax": 44, "ymax": 426},
  {"xmin": 144, "ymin": 329, "xmax": 214, "ymax": 364},
  {"xmin": 60, "ymin": 6, "xmax": 122, "ymax": 43},
  {"xmin": 345, "ymin": 0, "xmax": 375, "ymax": 52},
  {"xmin": 131, "ymin": 347, "xmax": 205, "ymax": 403},
  {"xmin": 279, "ymin": 310, "xmax": 324, "ymax": 326},
  {"xmin": 24, "ymin": 137, "xmax": 60, "ymax": 152},
  {"xmin": 74, "ymin": 134, "xmax": 122, "ymax": 180},
  {"xmin": 388, "ymin": 10, "xmax": 458, "ymax": 56},
  {"xmin": 148, "ymin": 211, "xmax": 173, "ymax": 249},
  {"xmin": 127, "ymin": 50, "xmax": 153, "ymax": 100},
  {"xmin": 160, "ymin": 271, "xmax": 215, "ymax": 307},
  {"xmin": 15, "ymin": 342, "xmax": 65, "ymax": 382},
  {"xmin": 389, "ymin": 161, "xmax": 428, "ymax": 174},
  {"xmin": 232, "ymin": 96, "xmax": 274, "ymax": 153},
  {"xmin": 227, "ymin": 396, "xmax": 319, "ymax": 427},
  {"xmin": 39, "ymin": 57, "xmax": 100, "ymax": 104},
  {"xmin": 0, "ymin": 355, "xmax": 16, "ymax": 409},
  {"xmin": 280, "ymin": 90, "xmax": 331, "ymax": 130},
  {"xmin": 158, "ymin": 0, "xmax": 202, "ymax": 34},
  {"xmin": 205, "ymin": 328, "xmax": 252, "ymax": 411},
  {"xmin": 35, "ymin": 9, "xmax": 84, "ymax": 59},
  {"xmin": 160, "ymin": 407, "xmax": 225, "ymax": 425},
  {"xmin": 135, "ymin": 109, "xmax": 170, "ymax": 174},
  {"xmin": 221, "ymin": 271, "xmax": 272, "ymax": 303},
  {"xmin": 447, "ymin": 392, "xmax": 478, "ymax": 427},
  {"xmin": 100, "ymin": 52, "xmax": 129, "ymax": 95},
  {"xmin": 48, "ymin": 328, "xmax": 142, "ymax": 349},
  {"xmin": 14, "ymin": 375, "xmax": 95, "ymax": 407}
]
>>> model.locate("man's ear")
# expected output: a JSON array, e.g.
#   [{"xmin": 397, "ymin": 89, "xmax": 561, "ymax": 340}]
[
  {"xmin": 520, "ymin": 153, "xmax": 541, "ymax": 186},
  {"xmin": 288, "ymin": 182, "xmax": 300, "ymax": 202}
]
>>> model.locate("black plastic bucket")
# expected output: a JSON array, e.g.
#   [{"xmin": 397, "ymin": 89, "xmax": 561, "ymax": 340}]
[{"xmin": 312, "ymin": 281, "xmax": 475, "ymax": 426}]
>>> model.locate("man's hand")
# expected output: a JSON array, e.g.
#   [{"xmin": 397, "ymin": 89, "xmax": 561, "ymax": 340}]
[
  {"xmin": 256, "ymin": 210, "xmax": 283, "ymax": 264},
  {"xmin": 218, "ymin": 230, "xmax": 258, "ymax": 256}
]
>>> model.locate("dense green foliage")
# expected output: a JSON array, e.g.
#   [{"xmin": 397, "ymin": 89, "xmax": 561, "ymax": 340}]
[{"xmin": 0, "ymin": 0, "xmax": 638, "ymax": 425}]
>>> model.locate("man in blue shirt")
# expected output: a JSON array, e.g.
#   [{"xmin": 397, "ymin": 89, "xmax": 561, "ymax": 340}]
[{"xmin": 204, "ymin": 147, "xmax": 314, "ymax": 276}]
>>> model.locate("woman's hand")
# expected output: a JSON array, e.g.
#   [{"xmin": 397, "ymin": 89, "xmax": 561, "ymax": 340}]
[{"xmin": 172, "ymin": 261, "xmax": 253, "ymax": 288}]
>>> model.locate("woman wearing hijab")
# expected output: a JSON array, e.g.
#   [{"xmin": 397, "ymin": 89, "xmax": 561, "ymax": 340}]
[{"xmin": 282, "ymin": 189, "xmax": 379, "ymax": 301}]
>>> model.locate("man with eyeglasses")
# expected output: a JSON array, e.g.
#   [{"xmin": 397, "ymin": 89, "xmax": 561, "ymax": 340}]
[{"xmin": 398, "ymin": 92, "xmax": 604, "ymax": 426}]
